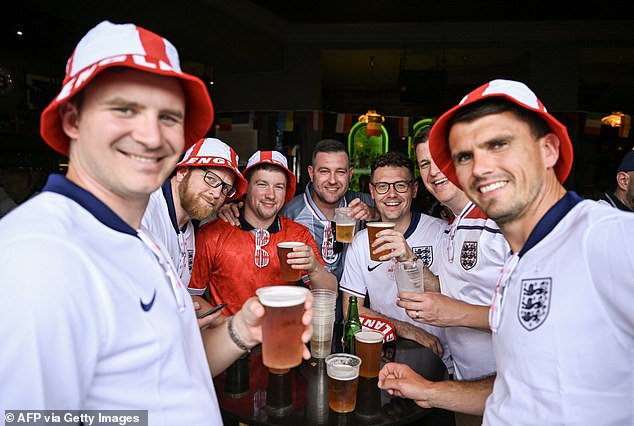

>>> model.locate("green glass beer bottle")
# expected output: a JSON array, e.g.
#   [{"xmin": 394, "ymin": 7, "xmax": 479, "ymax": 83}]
[{"xmin": 343, "ymin": 296, "xmax": 362, "ymax": 354}]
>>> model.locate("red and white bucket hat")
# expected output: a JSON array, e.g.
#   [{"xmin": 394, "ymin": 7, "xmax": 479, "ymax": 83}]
[
  {"xmin": 40, "ymin": 20, "xmax": 213, "ymax": 156},
  {"xmin": 428, "ymin": 79, "xmax": 573, "ymax": 186},
  {"xmin": 176, "ymin": 138, "xmax": 247, "ymax": 200},
  {"xmin": 243, "ymin": 151, "xmax": 297, "ymax": 204}
]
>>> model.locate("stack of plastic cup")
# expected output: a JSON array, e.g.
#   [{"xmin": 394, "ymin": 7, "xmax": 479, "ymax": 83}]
[{"xmin": 310, "ymin": 289, "xmax": 337, "ymax": 358}]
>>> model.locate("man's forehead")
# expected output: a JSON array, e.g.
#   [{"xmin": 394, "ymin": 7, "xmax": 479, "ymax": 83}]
[
  {"xmin": 372, "ymin": 165, "xmax": 410, "ymax": 179},
  {"xmin": 314, "ymin": 151, "xmax": 349, "ymax": 167},
  {"xmin": 251, "ymin": 167, "xmax": 287, "ymax": 183}
]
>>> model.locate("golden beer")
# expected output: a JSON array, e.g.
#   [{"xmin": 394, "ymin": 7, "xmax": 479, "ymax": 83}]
[
  {"xmin": 325, "ymin": 354, "xmax": 361, "ymax": 413},
  {"xmin": 335, "ymin": 223, "xmax": 355, "ymax": 243},
  {"xmin": 367, "ymin": 222, "xmax": 395, "ymax": 261},
  {"xmin": 277, "ymin": 242, "xmax": 304, "ymax": 282},
  {"xmin": 354, "ymin": 331, "xmax": 383, "ymax": 378},
  {"xmin": 256, "ymin": 286, "xmax": 309, "ymax": 370},
  {"xmin": 327, "ymin": 374, "xmax": 359, "ymax": 413},
  {"xmin": 334, "ymin": 207, "xmax": 357, "ymax": 243}
]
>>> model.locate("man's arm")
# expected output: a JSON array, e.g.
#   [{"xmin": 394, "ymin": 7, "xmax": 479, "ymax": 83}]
[
  {"xmin": 202, "ymin": 295, "xmax": 313, "ymax": 376},
  {"xmin": 378, "ymin": 362, "xmax": 494, "ymax": 415},
  {"xmin": 342, "ymin": 293, "xmax": 443, "ymax": 357},
  {"xmin": 397, "ymin": 291, "xmax": 491, "ymax": 330}
]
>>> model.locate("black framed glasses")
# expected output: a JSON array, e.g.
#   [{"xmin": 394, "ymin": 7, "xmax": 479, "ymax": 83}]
[
  {"xmin": 370, "ymin": 180, "xmax": 414, "ymax": 194},
  {"xmin": 202, "ymin": 169, "xmax": 237, "ymax": 198}
]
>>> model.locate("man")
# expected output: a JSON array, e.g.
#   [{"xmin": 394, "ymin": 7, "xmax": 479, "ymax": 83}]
[
  {"xmin": 142, "ymin": 137, "xmax": 247, "ymax": 289},
  {"xmin": 340, "ymin": 152, "xmax": 449, "ymax": 363},
  {"xmin": 401, "ymin": 127, "xmax": 509, "ymax": 426},
  {"xmin": 218, "ymin": 139, "xmax": 377, "ymax": 323},
  {"xmin": 190, "ymin": 150, "xmax": 337, "ymax": 315},
  {"xmin": 598, "ymin": 150, "xmax": 634, "ymax": 211},
  {"xmin": 0, "ymin": 21, "xmax": 313, "ymax": 423},
  {"xmin": 379, "ymin": 79, "xmax": 634, "ymax": 425}
]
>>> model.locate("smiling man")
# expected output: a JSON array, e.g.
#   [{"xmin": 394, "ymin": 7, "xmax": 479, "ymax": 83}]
[
  {"xmin": 340, "ymin": 152, "xmax": 450, "ymax": 366},
  {"xmin": 378, "ymin": 79, "xmax": 634, "ymax": 425},
  {"xmin": 0, "ymin": 21, "xmax": 313, "ymax": 423},
  {"xmin": 190, "ymin": 150, "xmax": 337, "ymax": 315},
  {"xmin": 142, "ymin": 138, "xmax": 247, "ymax": 289}
]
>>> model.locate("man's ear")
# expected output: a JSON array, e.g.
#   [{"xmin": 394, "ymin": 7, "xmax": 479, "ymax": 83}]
[
  {"xmin": 59, "ymin": 102, "xmax": 80, "ymax": 140},
  {"xmin": 307, "ymin": 165, "xmax": 314, "ymax": 183},
  {"xmin": 616, "ymin": 171, "xmax": 630, "ymax": 192},
  {"xmin": 541, "ymin": 133, "xmax": 560, "ymax": 169}
]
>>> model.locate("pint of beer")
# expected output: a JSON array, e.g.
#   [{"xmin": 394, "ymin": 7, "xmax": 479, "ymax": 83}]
[
  {"xmin": 334, "ymin": 207, "xmax": 356, "ymax": 243},
  {"xmin": 325, "ymin": 353, "xmax": 361, "ymax": 413},
  {"xmin": 366, "ymin": 222, "xmax": 395, "ymax": 261},
  {"xmin": 354, "ymin": 331, "xmax": 384, "ymax": 378},
  {"xmin": 256, "ymin": 286, "xmax": 309, "ymax": 370},
  {"xmin": 277, "ymin": 242, "xmax": 304, "ymax": 282}
]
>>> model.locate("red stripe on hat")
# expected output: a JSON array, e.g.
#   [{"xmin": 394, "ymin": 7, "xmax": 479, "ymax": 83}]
[
  {"xmin": 261, "ymin": 151, "xmax": 274, "ymax": 162},
  {"xmin": 137, "ymin": 26, "xmax": 169, "ymax": 64}
]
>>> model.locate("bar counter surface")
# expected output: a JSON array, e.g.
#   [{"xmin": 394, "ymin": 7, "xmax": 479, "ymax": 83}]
[{"xmin": 215, "ymin": 335, "xmax": 447, "ymax": 426}]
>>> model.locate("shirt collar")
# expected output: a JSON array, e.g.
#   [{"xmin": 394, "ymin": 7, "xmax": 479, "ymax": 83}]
[
  {"xmin": 519, "ymin": 191, "xmax": 583, "ymax": 257},
  {"xmin": 161, "ymin": 179, "xmax": 183, "ymax": 235},
  {"xmin": 402, "ymin": 210, "xmax": 421, "ymax": 239},
  {"xmin": 304, "ymin": 182, "xmax": 347, "ymax": 222},
  {"xmin": 43, "ymin": 174, "xmax": 138, "ymax": 237},
  {"xmin": 238, "ymin": 208, "xmax": 282, "ymax": 233}
]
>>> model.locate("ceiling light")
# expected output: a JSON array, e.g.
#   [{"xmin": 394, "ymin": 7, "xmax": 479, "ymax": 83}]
[{"xmin": 601, "ymin": 111, "xmax": 629, "ymax": 127}]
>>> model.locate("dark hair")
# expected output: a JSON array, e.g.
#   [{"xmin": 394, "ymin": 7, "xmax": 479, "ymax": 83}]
[
  {"xmin": 412, "ymin": 126, "xmax": 432, "ymax": 148},
  {"xmin": 371, "ymin": 152, "xmax": 414, "ymax": 180},
  {"xmin": 312, "ymin": 139, "xmax": 349, "ymax": 164},
  {"xmin": 244, "ymin": 163, "xmax": 288, "ymax": 184},
  {"xmin": 450, "ymin": 98, "xmax": 551, "ymax": 140}
]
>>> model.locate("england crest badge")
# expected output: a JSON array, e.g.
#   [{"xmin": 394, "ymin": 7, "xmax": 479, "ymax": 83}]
[
  {"xmin": 518, "ymin": 278, "xmax": 551, "ymax": 331},
  {"xmin": 460, "ymin": 241, "xmax": 478, "ymax": 270},
  {"xmin": 412, "ymin": 246, "xmax": 433, "ymax": 268}
]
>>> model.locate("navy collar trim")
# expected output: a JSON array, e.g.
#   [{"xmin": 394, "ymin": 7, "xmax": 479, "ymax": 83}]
[
  {"xmin": 403, "ymin": 211, "xmax": 421, "ymax": 239},
  {"xmin": 42, "ymin": 174, "xmax": 138, "ymax": 237},
  {"xmin": 519, "ymin": 191, "xmax": 583, "ymax": 257},
  {"xmin": 161, "ymin": 179, "xmax": 181, "ymax": 234},
  {"xmin": 238, "ymin": 208, "xmax": 282, "ymax": 233}
]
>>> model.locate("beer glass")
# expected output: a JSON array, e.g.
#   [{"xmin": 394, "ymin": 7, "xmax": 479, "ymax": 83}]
[
  {"xmin": 325, "ymin": 353, "xmax": 361, "ymax": 413},
  {"xmin": 334, "ymin": 207, "xmax": 356, "ymax": 243},
  {"xmin": 256, "ymin": 286, "xmax": 309, "ymax": 370},
  {"xmin": 366, "ymin": 222, "xmax": 395, "ymax": 261},
  {"xmin": 277, "ymin": 242, "xmax": 304, "ymax": 281},
  {"xmin": 354, "ymin": 331, "xmax": 384, "ymax": 378}
]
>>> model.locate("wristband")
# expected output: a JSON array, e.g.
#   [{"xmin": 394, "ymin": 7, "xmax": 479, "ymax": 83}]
[{"xmin": 227, "ymin": 316, "xmax": 251, "ymax": 353}]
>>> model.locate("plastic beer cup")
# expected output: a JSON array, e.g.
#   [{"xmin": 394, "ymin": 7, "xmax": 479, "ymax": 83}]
[
  {"xmin": 277, "ymin": 242, "xmax": 304, "ymax": 282},
  {"xmin": 334, "ymin": 207, "xmax": 356, "ymax": 243},
  {"xmin": 366, "ymin": 222, "xmax": 395, "ymax": 261},
  {"xmin": 256, "ymin": 286, "xmax": 309, "ymax": 370},
  {"xmin": 354, "ymin": 331, "xmax": 384, "ymax": 378},
  {"xmin": 325, "ymin": 353, "xmax": 361, "ymax": 413}
]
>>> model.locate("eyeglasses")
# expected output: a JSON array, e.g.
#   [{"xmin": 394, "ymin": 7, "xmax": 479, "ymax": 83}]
[
  {"xmin": 370, "ymin": 180, "xmax": 414, "ymax": 194},
  {"xmin": 202, "ymin": 169, "xmax": 237, "ymax": 198},
  {"xmin": 254, "ymin": 228, "xmax": 270, "ymax": 268}
]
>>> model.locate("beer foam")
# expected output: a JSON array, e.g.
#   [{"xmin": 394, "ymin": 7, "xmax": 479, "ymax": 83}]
[
  {"xmin": 366, "ymin": 222, "xmax": 395, "ymax": 228},
  {"xmin": 256, "ymin": 285, "xmax": 309, "ymax": 307},
  {"xmin": 277, "ymin": 241, "xmax": 305, "ymax": 249},
  {"xmin": 326, "ymin": 354, "xmax": 361, "ymax": 380},
  {"xmin": 355, "ymin": 331, "xmax": 383, "ymax": 344}
]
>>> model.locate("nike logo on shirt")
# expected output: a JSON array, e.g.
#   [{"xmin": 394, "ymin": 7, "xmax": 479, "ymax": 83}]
[
  {"xmin": 367, "ymin": 263, "xmax": 383, "ymax": 272},
  {"xmin": 140, "ymin": 289, "xmax": 157, "ymax": 312}
]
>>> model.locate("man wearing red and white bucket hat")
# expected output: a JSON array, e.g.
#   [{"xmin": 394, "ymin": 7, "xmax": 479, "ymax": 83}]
[
  {"xmin": 190, "ymin": 150, "xmax": 337, "ymax": 316},
  {"xmin": 142, "ymin": 137, "xmax": 247, "ymax": 291},
  {"xmin": 378, "ymin": 80, "xmax": 634, "ymax": 425},
  {"xmin": 0, "ymin": 21, "xmax": 313, "ymax": 423}
]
